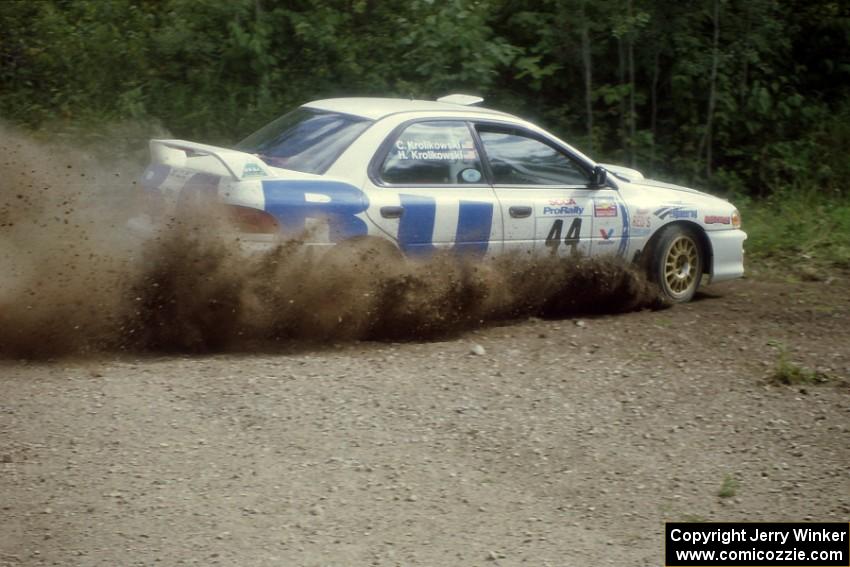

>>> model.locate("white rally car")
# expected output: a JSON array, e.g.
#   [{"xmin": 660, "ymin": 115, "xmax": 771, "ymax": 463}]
[{"xmin": 138, "ymin": 94, "xmax": 745, "ymax": 302}]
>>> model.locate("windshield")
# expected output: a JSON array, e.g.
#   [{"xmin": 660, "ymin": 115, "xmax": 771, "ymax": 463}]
[{"xmin": 235, "ymin": 108, "xmax": 373, "ymax": 174}]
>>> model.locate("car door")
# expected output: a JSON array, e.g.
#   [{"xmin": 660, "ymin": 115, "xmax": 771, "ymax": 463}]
[
  {"xmin": 364, "ymin": 120, "xmax": 503, "ymax": 258},
  {"xmin": 473, "ymin": 123, "xmax": 627, "ymax": 259}
]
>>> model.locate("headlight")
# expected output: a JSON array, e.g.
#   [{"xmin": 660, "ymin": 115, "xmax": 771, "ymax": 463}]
[{"xmin": 731, "ymin": 209, "xmax": 742, "ymax": 229}]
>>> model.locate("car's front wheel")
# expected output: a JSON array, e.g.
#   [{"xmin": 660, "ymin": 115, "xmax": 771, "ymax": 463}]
[{"xmin": 649, "ymin": 225, "xmax": 704, "ymax": 302}]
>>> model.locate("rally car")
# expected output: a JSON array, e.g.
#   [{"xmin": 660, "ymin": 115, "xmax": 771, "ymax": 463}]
[{"xmin": 137, "ymin": 94, "xmax": 746, "ymax": 302}]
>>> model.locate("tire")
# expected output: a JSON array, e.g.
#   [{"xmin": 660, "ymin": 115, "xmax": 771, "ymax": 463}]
[{"xmin": 648, "ymin": 224, "xmax": 704, "ymax": 302}]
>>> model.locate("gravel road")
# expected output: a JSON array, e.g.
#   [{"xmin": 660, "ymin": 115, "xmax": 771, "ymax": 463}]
[{"xmin": 1, "ymin": 277, "xmax": 848, "ymax": 566}]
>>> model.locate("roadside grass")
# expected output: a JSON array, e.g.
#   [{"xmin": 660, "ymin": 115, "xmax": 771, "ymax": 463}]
[
  {"xmin": 717, "ymin": 474, "xmax": 738, "ymax": 499},
  {"xmin": 766, "ymin": 341, "xmax": 831, "ymax": 386},
  {"xmin": 771, "ymin": 351, "xmax": 829, "ymax": 385},
  {"xmin": 737, "ymin": 189, "xmax": 850, "ymax": 278}
]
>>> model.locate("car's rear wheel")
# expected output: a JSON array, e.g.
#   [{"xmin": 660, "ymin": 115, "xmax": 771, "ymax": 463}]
[{"xmin": 649, "ymin": 225, "xmax": 704, "ymax": 302}]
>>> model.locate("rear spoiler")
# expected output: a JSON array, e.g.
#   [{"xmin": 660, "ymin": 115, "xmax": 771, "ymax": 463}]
[
  {"xmin": 150, "ymin": 139, "xmax": 271, "ymax": 180},
  {"xmin": 437, "ymin": 94, "xmax": 484, "ymax": 106}
]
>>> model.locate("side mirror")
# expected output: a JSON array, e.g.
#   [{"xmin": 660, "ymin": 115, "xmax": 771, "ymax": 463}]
[{"xmin": 591, "ymin": 165, "xmax": 608, "ymax": 188}]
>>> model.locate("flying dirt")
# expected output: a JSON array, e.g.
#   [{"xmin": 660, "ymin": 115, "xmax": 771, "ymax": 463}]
[
  {"xmin": 0, "ymin": 127, "xmax": 662, "ymax": 358},
  {"xmin": 2, "ymin": 129, "xmax": 848, "ymax": 567}
]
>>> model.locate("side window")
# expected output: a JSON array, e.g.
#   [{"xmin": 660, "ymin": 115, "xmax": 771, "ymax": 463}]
[
  {"xmin": 476, "ymin": 126, "xmax": 590, "ymax": 186},
  {"xmin": 379, "ymin": 121, "xmax": 484, "ymax": 185}
]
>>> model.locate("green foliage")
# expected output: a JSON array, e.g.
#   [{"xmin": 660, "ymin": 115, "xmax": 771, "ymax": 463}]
[
  {"xmin": 738, "ymin": 189, "xmax": 850, "ymax": 274},
  {"xmin": 717, "ymin": 474, "xmax": 738, "ymax": 499},
  {"xmin": 0, "ymin": 0, "xmax": 848, "ymax": 193},
  {"xmin": 769, "ymin": 345, "xmax": 830, "ymax": 386}
]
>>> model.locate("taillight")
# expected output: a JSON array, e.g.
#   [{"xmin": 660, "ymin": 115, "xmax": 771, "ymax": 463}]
[{"xmin": 223, "ymin": 204, "xmax": 280, "ymax": 234}]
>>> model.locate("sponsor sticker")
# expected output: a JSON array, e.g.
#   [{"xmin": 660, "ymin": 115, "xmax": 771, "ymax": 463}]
[
  {"xmin": 543, "ymin": 205, "xmax": 584, "ymax": 216},
  {"xmin": 704, "ymin": 215, "xmax": 731, "ymax": 225},
  {"xmin": 598, "ymin": 227, "xmax": 615, "ymax": 244},
  {"xmin": 655, "ymin": 206, "xmax": 697, "ymax": 220},
  {"xmin": 594, "ymin": 200, "xmax": 618, "ymax": 217},
  {"xmin": 170, "ymin": 168, "xmax": 193, "ymax": 180},
  {"xmin": 461, "ymin": 168, "xmax": 482, "ymax": 183},
  {"xmin": 242, "ymin": 162, "xmax": 266, "ymax": 178},
  {"xmin": 549, "ymin": 198, "xmax": 578, "ymax": 206},
  {"xmin": 632, "ymin": 215, "xmax": 651, "ymax": 229},
  {"xmin": 632, "ymin": 207, "xmax": 651, "ymax": 228}
]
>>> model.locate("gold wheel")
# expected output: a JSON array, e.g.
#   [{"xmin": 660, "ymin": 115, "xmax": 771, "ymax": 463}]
[{"xmin": 663, "ymin": 235, "xmax": 700, "ymax": 299}]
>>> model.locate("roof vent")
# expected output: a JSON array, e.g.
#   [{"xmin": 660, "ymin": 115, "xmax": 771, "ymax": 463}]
[{"xmin": 436, "ymin": 94, "xmax": 484, "ymax": 106}]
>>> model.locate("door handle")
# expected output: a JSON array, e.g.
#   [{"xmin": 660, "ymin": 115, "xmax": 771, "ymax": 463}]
[
  {"xmin": 509, "ymin": 206, "xmax": 532, "ymax": 218},
  {"xmin": 380, "ymin": 206, "xmax": 404, "ymax": 219}
]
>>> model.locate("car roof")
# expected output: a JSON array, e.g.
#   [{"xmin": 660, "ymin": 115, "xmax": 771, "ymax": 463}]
[{"xmin": 303, "ymin": 97, "xmax": 513, "ymax": 121}]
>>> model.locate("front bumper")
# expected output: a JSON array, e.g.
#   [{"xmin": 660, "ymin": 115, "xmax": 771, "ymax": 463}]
[{"xmin": 707, "ymin": 229, "xmax": 747, "ymax": 283}]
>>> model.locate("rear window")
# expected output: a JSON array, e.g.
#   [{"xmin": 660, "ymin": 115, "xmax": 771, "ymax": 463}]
[{"xmin": 235, "ymin": 108, "xmax": 372, "ymax": 174}]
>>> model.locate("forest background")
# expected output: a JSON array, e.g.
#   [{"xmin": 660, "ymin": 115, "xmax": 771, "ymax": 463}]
[{"xmin": 1, "ymin": 0, "xmax": 848, "ymax": 272}]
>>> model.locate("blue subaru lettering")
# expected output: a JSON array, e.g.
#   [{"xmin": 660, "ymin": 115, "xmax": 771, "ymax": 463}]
[
  {"xmin": 398, "ymin": 194, "xmax": 493, "ymax": 258},
  {"xmin": 262, "ymin": 180, "xmax": 370, "ymax": 241},
  {"xmin": 396, "ymin": 194, "xmax": 436, "ymax": 251},
  {"xmin": 454, "ymin": 200, "xmax": 494, "ymax": 257}
]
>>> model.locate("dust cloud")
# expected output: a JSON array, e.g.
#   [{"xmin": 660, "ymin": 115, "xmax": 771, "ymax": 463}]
[
  {"xmin": 0, "ymin": 125, "xmax": 144, "ymax": 357},
  {"xmin": 0, "ymin": 127, "xmax": 662, "ymax": 358}
]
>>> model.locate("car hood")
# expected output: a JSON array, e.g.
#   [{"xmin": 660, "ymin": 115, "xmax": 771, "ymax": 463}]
[
  {"xmin": 629, "ymin": 177, "xmax": 711, "ymax": 197},
  {"xmin": 600, "ymin": 163, "xmax": 712, "ymax": 198}
]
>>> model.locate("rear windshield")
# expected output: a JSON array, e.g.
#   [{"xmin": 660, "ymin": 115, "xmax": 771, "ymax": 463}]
[{"xmin": 235, "ymin": 108, "xmax": 373, "ymax": 175}]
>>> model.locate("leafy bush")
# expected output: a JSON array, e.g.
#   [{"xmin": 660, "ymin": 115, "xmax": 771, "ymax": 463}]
[{"xmin": 1, "ymin": 0, "xmax": 848, "ymax": 194}]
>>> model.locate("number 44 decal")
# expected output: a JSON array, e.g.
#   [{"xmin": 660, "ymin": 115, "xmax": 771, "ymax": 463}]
[{"xmin": 545, "ymin": 218, "xmax": 582, "ymax": 255}]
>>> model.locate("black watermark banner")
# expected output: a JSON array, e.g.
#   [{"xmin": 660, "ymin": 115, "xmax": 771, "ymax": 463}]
[{"xmin": 665, "ymin": 522, "xmax": 849, "ymax": 566}]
